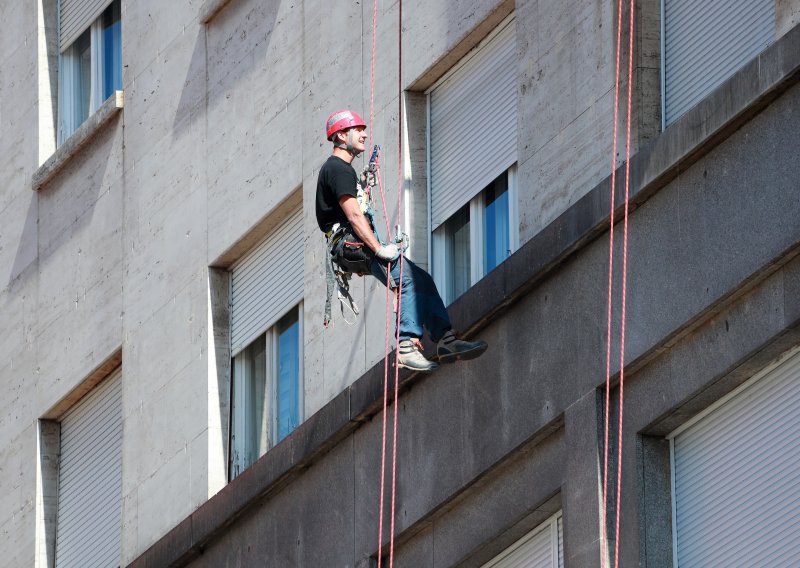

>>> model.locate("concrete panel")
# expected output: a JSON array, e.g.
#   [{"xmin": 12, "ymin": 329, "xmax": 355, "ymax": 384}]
[
  {"xmin": 429, "ymin": 434, "xmax": 564, "ymax": 567},
  {"xmin": 35, "ymin": 176, "xmax": 123, "ymax": 410},
  {"xmin": 0, "ymin": 1, "xmax": 35, "ymax": 64},
  {"xmin": 403, "ymin": 0, "xmax": 512, "ymax": 89},
  {"xmin": 0, "ymin": 423, "xmax": 36, "ymax": 568},
  {"xmin": 122, "ymin": 30, "xmax": 207, "ymax": 167},
  {"xmin": 191, "ymin": 438, "xmax": 356, "ymax": 567},
  {"xmin": 122, "ymin": 0, "xmax": 202, "ymax": 92},
  {"xmin": 517, "ymin": 0, "xmax": 617, "ymax": 242},
  {"xmin": 131, "ymin": 447, "xmax": 196, "ymax": 561},
  {"xmin": 777, "ymin": 0, "xmax": 800, "ymax": 38}
]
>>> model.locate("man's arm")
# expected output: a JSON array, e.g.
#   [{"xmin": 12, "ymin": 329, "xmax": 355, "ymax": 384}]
[{"xmin": 339, "ymin": 195, "xmax": 381, "ymax": 253}]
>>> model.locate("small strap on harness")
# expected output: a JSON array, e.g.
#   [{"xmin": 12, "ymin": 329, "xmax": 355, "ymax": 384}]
[{"xmin": 324, "ymin": 224, "xmax": 361, "ymax": 327}]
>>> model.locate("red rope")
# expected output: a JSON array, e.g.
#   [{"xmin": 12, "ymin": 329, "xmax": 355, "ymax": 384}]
[
  {"xmin": 601, "ymin": 0, "xmax": 624, "ymax": 562},
  {"xmin": 388, "ymin": 3, "xmax": 404, "ymax": 566},
  {"xmin": 602, "ymin": 0, "xmax": 634, "ymax": 567},
  {"xmin": 376, "ymin": 169, "xmax": 392, "ymax": 568},
  {"xmin": 371, "ymin": 0, "xmax": 407, "ymax": 565},
  {"xmin": 613, "ymin": 2, "xmax": 635, "ymax": 566}
]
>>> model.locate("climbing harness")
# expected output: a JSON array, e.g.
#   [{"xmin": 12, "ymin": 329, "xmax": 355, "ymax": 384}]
[{"xmin": 601, "ymin": 0, "xmax": 635, "ymax": 567}]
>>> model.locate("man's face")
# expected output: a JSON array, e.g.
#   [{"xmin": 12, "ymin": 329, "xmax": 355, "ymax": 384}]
[{"xmin": 340, "ymin": 126, "xmax": 367, "ymax": 153}]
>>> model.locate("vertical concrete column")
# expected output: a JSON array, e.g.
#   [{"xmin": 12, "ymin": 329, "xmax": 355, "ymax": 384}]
[
  {"xmin": 207, "ymin": 268, "xmax": 231, "ymax": 493},
  {"xmin": 37, "ymin": 0, "xmax": 59, "ymax": 164},
  {"xmin": 35, "ymin": 420, "xmax": 59, "ymax": 568},
  {"xmin": 563, "ymin": 389, "xmax": 605, "ymax": 568},
  {"xmin": 403, "ymin": 91, "xmax": 429, "ymax": 270}
]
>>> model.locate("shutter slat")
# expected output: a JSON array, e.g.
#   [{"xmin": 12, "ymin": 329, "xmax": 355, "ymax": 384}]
[
  {"xmin": 673, "ymin": 350, "xmax": 800, "ymax": 566},
  {"xmin": 430, "ymin": 19, "xmax": 517, "ymax": 230},
  {"xmin": 663, "ymin": 0, "xmax": 774, "ymax": 125},
  {"xmin": 230, "ymin": 208, "xmax": 304, "ymax": 354},
  {"xmin": 59, "ymin": 0, "xmax": 115, "ymax": 52},
  {"xmin": 55, "ymin": 369, "xmax": 122, "ymax": 568}
]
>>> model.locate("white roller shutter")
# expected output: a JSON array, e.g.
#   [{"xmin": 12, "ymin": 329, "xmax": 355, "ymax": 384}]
[
  {"xmin": 662, "ymin": 0, "xmax": 774, "ymax": 126},
  {"xmin": 670, "ymin": 349, "xmax": 800, "ymax": 567},
  {"xmin": 482, "ymin": 512, "xmax": 564, "ymax": 568},
  {"xmin": 59, "ymin": 0, "xmax": 114, "ymax": 52},
  {"xmin": 55, "ymin": 369, "xmax": 122, "ymax": 568},
  {"xmin": 230, "ymin": 208, "xmax": 304, "ymax": 356},
  {"xmin": 429, "ymin": 18, "xmax": 517, "ymax": 231}
]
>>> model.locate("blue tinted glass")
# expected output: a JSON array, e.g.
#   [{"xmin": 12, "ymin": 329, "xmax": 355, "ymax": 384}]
[
  {"xmin": 276, "ymin": 311, "xmax": 300, "ymax": 442},
  {"xmin": 483, "ymin": 174, "xmax": 509, "ymax": 273},
  {"xmin": 102, "ymin": 1, "xmax": 122, "ymax": 99}
]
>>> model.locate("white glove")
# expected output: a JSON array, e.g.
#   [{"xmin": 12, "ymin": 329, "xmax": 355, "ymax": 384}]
[{"xmin": 376, "ymin": 243, "xmax": 400, "ymax": 262}]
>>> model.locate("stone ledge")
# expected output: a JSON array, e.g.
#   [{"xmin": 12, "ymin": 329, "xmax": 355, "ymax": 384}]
[
  {"xmin": 127, "ymin": 23, "xmax": 800, "ymax": 568},
  {"xmin": 200, "ymin": 0, "xmax": 234, "ymax": 24},
  {"xmin": 32, "ymin": 91, "xmax": 124, "ymax": 191}
]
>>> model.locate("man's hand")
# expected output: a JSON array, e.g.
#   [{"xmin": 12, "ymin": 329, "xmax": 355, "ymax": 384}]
[
  {"xmin": 376, "ymin": 243, "xmax": 400, "ymax": 262},
  {"xmin": 361, "ymin": 169, "xmax": 376, "ymax": 188}
]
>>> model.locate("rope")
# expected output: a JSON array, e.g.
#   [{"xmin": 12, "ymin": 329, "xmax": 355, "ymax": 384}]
[
  {"xmin": 371, "ymin": 0, "xmax": 406, "ymax": 566},
  {"xmin": 388, "ymin": 1, "xmax": 404, "ymax": 565},
  {"xmin": 602, "ymin": 0, "xmax": 634, "ymax": 567},
  {"xmin": 370, "ymin": 0, "xmax": 392, "ymax": 562}
]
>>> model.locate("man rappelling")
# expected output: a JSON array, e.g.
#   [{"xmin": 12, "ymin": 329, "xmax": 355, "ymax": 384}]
[{"xmin": 316, "ymin": 109, "xmax": 488, "ymax": 372}]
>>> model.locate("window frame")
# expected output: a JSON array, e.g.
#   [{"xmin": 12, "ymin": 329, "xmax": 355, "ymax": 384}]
[
  {"xmin": 57, "ymin": 0, "xmax": 122, "ymax": 145},
  {"xmin": 430, "ymin": 166, "xmax": 518, "ymax": 305},
  {"xmin": 229, "ymin": 302, "xmax": 304, "ymax": 480},
  {"xmin": 666, "ymin": 345, "xmax": 800, "ymax": 567},
  {"xmin": 481, "ymin": 510, "xmax": 563, "ymax": 567}
]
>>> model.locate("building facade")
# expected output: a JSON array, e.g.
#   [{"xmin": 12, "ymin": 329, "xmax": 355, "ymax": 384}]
[{"xmin": 1, "ymin": 0, "xmax": 800, "ymax": 566}]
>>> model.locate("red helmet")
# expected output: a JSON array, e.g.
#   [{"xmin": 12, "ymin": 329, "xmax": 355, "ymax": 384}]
[{"xmin": 325, "ymin": 109, "xmax": 366, "ymax": 140}]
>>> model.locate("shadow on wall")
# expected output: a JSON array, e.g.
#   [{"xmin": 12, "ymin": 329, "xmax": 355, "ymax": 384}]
[
  {"xmin": 171, "ymin": 0, "xmax": 282, "ymax": 141},
  {"xmin": 7, "ymin": 194, "xmax": 38, "ymax": 286},
  {"xmin": 34, "ymin": 121, "xmax": 120, "ymax": 273}
]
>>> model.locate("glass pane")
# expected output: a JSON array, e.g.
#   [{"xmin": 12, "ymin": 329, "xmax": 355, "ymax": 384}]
[
  {"xmin": 102, "ymin": 0, "xmax": 122, "ymax": 99},
  {"xmin": 483, "ymin": 172, "xmax": 510, "ymax": 273},
  {"xmin": 231, "ymin": 333, "xmax": 267, "ymax": 476},
  {"xmin": 444, "ymin": 204, "xmax": 471, "ymax": 303},
  {"xmin": 275, "ymin": 309, "xmax": 300, "ymax": 443},
  {"xmin": 77, "ymin": 31, "xmax": 91, "ymax": 124}
]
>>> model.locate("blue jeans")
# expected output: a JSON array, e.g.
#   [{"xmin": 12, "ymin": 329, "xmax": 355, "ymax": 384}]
[{"xmin": 369, "ymin": 255, "xmax": 452, "ymax": 342}]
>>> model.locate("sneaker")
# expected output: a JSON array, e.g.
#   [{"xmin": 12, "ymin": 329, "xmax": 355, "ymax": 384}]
[
  {"xmin": 397, "ymin": 340, "xmax": 439, "ymax": 372},
  {"xmin": 437, "ymin": 331, "xmax": 488, "ymax": 364}
]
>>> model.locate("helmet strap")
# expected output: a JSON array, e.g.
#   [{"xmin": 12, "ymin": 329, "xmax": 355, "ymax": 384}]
[{"xmin": 334, "ymin": 129, "xmax": 362, "ymax": 157}]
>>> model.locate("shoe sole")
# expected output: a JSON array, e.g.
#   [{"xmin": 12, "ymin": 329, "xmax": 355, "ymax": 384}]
[
  {"xmin": 397, "ymin": 361, "xmax": 439, "ymax": 372},
  {"xmin": 438, "ymin": 343, "xmax": 488, "ymax": 364}
]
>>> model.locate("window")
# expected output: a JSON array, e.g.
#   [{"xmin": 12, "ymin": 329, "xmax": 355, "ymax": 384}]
[
  {"xmin": 228, "ymin": 207, "xmax": 304, "ymax": 479},
  {"xmin": 58, "ymin": 0, "xmax": 122, "ymax": 144},
  {"xmin": 482, "ymin": 511, "xmax": 563, "ymax": 568},
  {"xmin": 427, "ymin": 16, "xmax": 518, "ymax": 304},
  {"xmin": 54, "ymin": 369, "xmax": 123, "ymax": 567},
  {"xmin": 668, "ymin": 348, "xmax": 800, "ymax": 566},
  {"xmin": 433, "ymin": 168, "xmax": 517, "ymax": 304},
  {"xmin": 230, "ymin": 303, "xmax": 303, "ymax": 479},
  {"xmin": 661, "ymin": 0, "xmax": 773, "ymax": 126}
]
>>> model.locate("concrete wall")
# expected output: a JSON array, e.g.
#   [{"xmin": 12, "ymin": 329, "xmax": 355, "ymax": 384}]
[{"xmin": 2, "ymin": 0, "xmax": 798, "ymax": 566}]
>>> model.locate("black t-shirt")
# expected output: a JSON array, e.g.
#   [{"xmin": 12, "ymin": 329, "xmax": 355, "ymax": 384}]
[{"xmin": 316, "ymin": 156, "xmax": 359, "ymax": 232}]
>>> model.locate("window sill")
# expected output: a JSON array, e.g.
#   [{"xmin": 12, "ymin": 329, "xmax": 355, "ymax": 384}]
[
  {"xmin": 200, "ymin": 0, "xmax": 234, "ymax": 24},
  {"xmin": 32, "ymin": 91, "xmax": 124, "ymax": 192}
]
